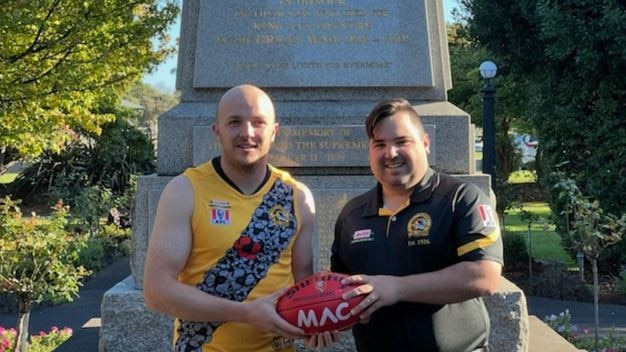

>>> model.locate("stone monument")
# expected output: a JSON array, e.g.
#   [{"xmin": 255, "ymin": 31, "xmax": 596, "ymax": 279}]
[{"xmin": 100, "ymin": 1, "xmax": 529, "ymax": 351}]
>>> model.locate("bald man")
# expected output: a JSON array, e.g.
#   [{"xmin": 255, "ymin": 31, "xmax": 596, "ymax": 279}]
[{"xmin": 144, "ymin": 85, "xmax": 319, "ymax": 351}]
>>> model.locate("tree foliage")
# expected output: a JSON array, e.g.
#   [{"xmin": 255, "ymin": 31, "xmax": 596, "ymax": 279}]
[
  {"xmin": 0, "ymin": 197, "xmax": 89, "ymax": 351},
  {"xmin": 124, "ymin": 82, "xmax": 180, "ymax": 136},
  {"xmin": 447, "ymin": 22, "xmax": 526, "ymax": 215},
  {"xmin": 0, "ymin": 0, "xmax": 179, "ymax": 156},
  {"xmin": 461, "ymin": 0, "xmax": 626, "ymax": 267}
]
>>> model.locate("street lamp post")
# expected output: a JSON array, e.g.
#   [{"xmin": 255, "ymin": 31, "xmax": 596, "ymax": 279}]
[{"xmin": 479, "ymin": 61, "xmax": 497, "ymax": 191}]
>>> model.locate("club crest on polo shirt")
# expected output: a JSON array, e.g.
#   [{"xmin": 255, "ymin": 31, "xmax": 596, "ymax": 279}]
[
  {"xmin": 209, "ymin": 200, "xmax": 231, "ymax": 225},
  {"xmin": 407, "ymin": 213, "xmax": 431, "ymax": 246},
  {"xmin": 351, "ymin": 229, "xmax": 374, "ymax": 244},
  {"xmin": 478, "ymin": 204, "xmax": 497, "ymax": 228}
]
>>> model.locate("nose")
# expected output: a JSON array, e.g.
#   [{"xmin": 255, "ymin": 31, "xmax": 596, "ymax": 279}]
[
  {"xmin": 386, "ymin": 145, "xmax": 399, "ymax": 158},
  {"xmin": 240, "ymin": 121, "xmax": 254, "ymax": 137}
]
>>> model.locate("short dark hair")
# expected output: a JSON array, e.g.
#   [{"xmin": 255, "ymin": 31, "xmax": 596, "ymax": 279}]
[{"xmin": 365, "ymin": 98, "xmax": 424, "ymax": 139}]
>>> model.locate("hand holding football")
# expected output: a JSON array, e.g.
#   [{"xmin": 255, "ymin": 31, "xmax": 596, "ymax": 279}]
[{"xmin": 275, "ymin": 272, "xmax": 365, "ymax": 334}]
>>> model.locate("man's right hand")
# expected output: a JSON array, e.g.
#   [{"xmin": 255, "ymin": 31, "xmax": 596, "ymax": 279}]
[{"xmin": 242, "ymin": 287, "xmax": 307, "ymax": 339}]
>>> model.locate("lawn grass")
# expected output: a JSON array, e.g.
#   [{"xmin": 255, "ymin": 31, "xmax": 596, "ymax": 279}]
[
  {"xmin": 0, "ymin": 172, "xmax": 17, "ymax": 184},
  {"xmin": 508, "ymin": 170, "xmax": 538, "ymax": 183},
  {"xmin": 504, "ymin": 201, "xmax": 576, "ymax": 267}
]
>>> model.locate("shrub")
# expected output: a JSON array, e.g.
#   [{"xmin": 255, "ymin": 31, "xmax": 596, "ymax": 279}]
[
  {"xmin": 616, "ymin": 271, "xmax": 626, "ymax": 296},
  {"xmin": 544, "ymin": 310, "xmax": 626, "ymax": 351},
  {"xmin": 0, "ymin": 197, "xmax": 89, "ymax": 350},
  {"xmin": 527, "ymin": 265, "xmax": 592, "ymax": 302},
  {"xmin": 9, "ymin": 115, "xmax": 155, "ymax": 204},
  {"xmin": 0, "ymin": 325, "xmax": 72, "ymax": 352},
  {"xmin": 503, "ymin": 234, "xmax": 528, "ymax": 270}
]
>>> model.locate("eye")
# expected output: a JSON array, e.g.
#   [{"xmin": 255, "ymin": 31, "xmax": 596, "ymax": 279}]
[{"xmin": 252, "ymin": 118, "xmax": 268, "ymax": 127}]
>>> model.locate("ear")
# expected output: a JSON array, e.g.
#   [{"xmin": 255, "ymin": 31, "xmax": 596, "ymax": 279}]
[
  {"xmin": 270, "ymin": 123, "xmax": 279, "ymax": 143},
  {"xmin": 212, "ymin": 123, "xmax": 220, "ymax": 141},
  {"xmin": 422, "ymin": 133, "xmax": 431, "ymax": 155}
]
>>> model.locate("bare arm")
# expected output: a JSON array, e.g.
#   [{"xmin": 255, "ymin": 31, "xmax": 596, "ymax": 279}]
[
  {"xmin": 344, "ymin": 260, "xmax": 502, "ymax": 320},
  {"xmin": 290, "ymin": 181, "xmax": 315, "ymax": 282},
  {"xmin": 143, "ymin": 176, "xmax": 305, "ymax": 337}
]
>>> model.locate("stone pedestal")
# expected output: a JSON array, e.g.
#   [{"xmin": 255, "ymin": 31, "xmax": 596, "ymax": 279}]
[{"xmin": 100, "ymin": 1, "xmax": 529, "ymax": 351}]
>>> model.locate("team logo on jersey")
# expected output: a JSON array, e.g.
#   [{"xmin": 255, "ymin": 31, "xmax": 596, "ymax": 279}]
[
  {"xmin": 408, "ymin": 213, "xmax": 431, "ymax": 238},
  {"xmin": 351, "ymin": 229, "xmax": 374, "ymax": 244},
  {"xmin": 478, "ymin": 204, "xmax": 497, "ymax": 228},
  {"xmin": 269, "ymin": 205, "xmax": 290, "ymax": 227},
  {"xmin": 210, "ymin": 207, "xmax": 231, "ymax": 225}
]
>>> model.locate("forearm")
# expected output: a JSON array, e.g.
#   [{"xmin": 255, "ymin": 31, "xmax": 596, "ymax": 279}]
[
  {"xmin": 395, "ymin": 260, "xmax": 501, "ymax": 305},
  {"xmin": 144, "ymin": 275, "xmax": 249, "ymax": 323}
]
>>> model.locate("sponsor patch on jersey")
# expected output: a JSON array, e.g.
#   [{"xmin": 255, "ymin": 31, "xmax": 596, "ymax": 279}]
[
  {"xmin": 210, "ymin": 207, "xmax": 231, "ymax": 225},
  {"xmin": 209, "ymin": 199, "xmax": 231, "ymax": 208},
  {"xmin": 478, "ymin": 204, "xmax": 497, "ymax": 228},
  {"xmin": 269, "ymin": 205, "xmax": 290, "ymax": 228},
  {"xmin": 351, "ymin": 229, "xmax": 374, "ymax": 244}
]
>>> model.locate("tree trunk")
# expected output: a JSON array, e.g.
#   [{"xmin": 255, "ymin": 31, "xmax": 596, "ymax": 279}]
[
  {"xmin": 592, "ymin": 258, "xmax": 599, "ymax": 352},
  {"xmin": 0, "ymin": 145, "xmax": 6, "ymax": 173},
  {"xmin": 14, "ymin": 295, "xmax": 31, "ymax": 352}
]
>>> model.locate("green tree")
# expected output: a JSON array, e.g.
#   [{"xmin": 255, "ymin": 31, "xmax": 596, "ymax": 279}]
[
  {"xmin": 0, "ymin": 197, "xmax": 89, "ymax": 352},
  {"xmin": 461, "ymin": 0, "xmax": 626, "ymax": 269},
  {"xmin": 124, "ymin": 82, "xmax": 180, "ymax": 138},
  {"xmin": 447, "ymin": 22, "xmax": 525, "ymax": 218},
  {"xmin": 554, "ymin": 176, "xmax": 626, "ymax": 352},
  {"xmin": 0, "ymin": 0, "xmax": 179, "ymax": 157}
]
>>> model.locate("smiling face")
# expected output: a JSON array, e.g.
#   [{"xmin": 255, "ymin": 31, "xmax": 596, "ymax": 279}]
[
  {"xmin": 212, "ymin": 85, "xmax": 278, "ymax": 172},
  {"xmin": 368, "ymin": 111, "xmax": 430, "ymax": 192}
]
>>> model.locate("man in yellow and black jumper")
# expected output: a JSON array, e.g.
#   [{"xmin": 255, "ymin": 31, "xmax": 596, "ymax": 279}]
[
  {"xmin": 331, "ymin": 98, "xmax": 503, "ymax": 352},
  {"xmin": 144, "ymin": 85, "xmax": 330, "ymax": 351}
]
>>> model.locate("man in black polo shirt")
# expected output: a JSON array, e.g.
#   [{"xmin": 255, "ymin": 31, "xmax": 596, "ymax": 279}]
[{"xmin": 330, "ymin": 98, "xmax": 503, "ymax": 352}]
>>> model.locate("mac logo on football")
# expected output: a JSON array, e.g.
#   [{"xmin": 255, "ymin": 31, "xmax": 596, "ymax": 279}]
[{"xmin": 297, "ymin": 302, "xmax": 352, "ymax": 328}]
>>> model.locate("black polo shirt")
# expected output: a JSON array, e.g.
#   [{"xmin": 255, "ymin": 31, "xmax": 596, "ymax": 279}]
[{"xmin": 330, "ymin": 169, "xmax": 503, "ymax": 352}]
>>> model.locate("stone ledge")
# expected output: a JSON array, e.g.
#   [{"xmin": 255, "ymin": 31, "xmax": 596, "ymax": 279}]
[
  {"xmin": 528, "ymin": 315, "xmax": 584, "ymax": 352},
  {"xmin": 100, "ymin": 277, "xmax": 529, "ymax": 351}
]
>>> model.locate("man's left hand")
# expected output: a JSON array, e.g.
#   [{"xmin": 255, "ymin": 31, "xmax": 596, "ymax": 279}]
[{"xmin": 340, "ymin": 274, "xmax": 400, "ymax": 322}]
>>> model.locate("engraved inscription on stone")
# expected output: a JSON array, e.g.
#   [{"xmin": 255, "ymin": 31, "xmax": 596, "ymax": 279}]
[
  {"xmin": 313, "ymin": 189, "xmax": 367, "ymax": 272},
  {"xmin": 193, "ymin": 124, "xmax": 437, "ymax": 167},
  {"xmin": 194, "ymin": 1, "xmax": 432, "ymax": 87}
]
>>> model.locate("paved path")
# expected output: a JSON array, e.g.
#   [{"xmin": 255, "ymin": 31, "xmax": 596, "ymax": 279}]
[
  {"xmin": 527, "ymin": 296, "xmax": 626, "ymax": 335},
  {"xmin": 0, "ymin": 257, "xmax": 130, "ymax": 352},
  {"xmin": 1, "ymin": 259, "xmax": 625, "ymax": 351}
]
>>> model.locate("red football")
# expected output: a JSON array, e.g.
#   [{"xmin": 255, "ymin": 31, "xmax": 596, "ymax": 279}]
[{"xmin": 275, "ymin": 272, "xmax": 365, "ymax": 334}]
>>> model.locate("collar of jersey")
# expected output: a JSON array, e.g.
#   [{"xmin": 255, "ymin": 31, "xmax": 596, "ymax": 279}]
[{"xmin": 363, "ymin": 168, "xmax": 437, "ymax": 217}]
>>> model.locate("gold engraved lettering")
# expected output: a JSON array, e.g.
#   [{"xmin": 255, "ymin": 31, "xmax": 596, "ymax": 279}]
[
  {"xmin": 317, "ymin": 9, "xmax": 340, "ymax": 17},
  {"xmin": 344, "ymin": 35, "xmax": 368, "ymax": 44},
  {"xmin": 290, "ymin": 23, "xmax": 312, "ymax": 30},
  {"xmin": 287, "ymin": 10, "xmax": 312, "ymax": 17},
  {"xmin": 256, "ymin": 35, "xmax": 300, "ymax": 45},
  {"xmin": 385, "ymin": 34, "xmax": 410, "ymax": 44},
  {"xmin": 326, "ymin": 154, "xmax": 345, "ymax": 161},
  {"xmin": 252, "ymin": 22, "xmax": 283, "ymax": 30},
  {"xmin": 252, "ymin": 10, "xmax": 284, "ymax": 17},
  {"xmin": 289, "ymin": 128, "xmax": 334, "ymax": 137},
  {"xmin": 342, "ymin": 62, "xmax": 391, "ymax": 69},
  {"xmin": 343, "ymin": 9, "xmax": 365, "ymax": 16},
  {"xmin": 317, "ymin": 141, "xmax": 367, "ymax": 149},
  {"xmin": 372, "ymin": 9, "xmax": 388, "ymax": 17},
  {"xmin": 280, "ymin": 0, "xmax": 347, "ymax": 5},
  {"xmin": 307, "ymin": 35, "xmax": 340, "ymax": 44},
  {"xmin": 295, "ymin": 141, "xmax": 317, "ymax": 149}
]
